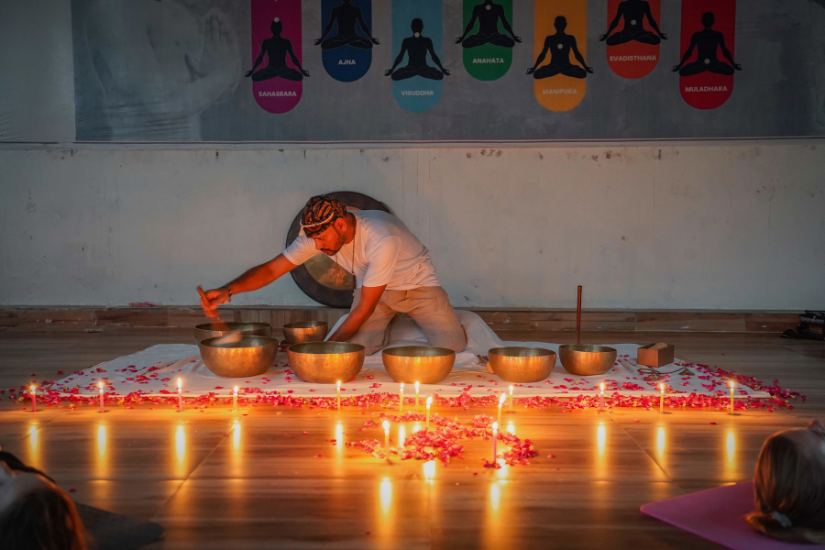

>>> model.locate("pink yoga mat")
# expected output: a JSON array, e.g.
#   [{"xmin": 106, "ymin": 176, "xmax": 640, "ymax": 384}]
[{"xmin": 641, "ymin": 481, "xmax": 825, "ymax": 550}]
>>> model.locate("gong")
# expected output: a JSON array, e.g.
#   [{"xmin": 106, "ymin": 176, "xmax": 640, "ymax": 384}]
[{"xmin": 286, "ymin": 192, "xmax": 392, "ymax": 308}]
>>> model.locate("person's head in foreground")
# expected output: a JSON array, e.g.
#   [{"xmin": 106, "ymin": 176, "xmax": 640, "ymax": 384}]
[
  {"xmin": 300, "ymin": 195, "xmax": 351, "ymax": 255},
  {"xmin": 0, "ymin": 458, "xmax": 87, "ymax": 550},
  {"xmin": 747, "ymin": 419, "xmax": 825, "ymax": 543}
]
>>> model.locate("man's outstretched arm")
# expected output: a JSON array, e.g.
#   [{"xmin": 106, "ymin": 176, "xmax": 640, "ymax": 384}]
[
  {"xmin": 200, "ymin": 254, "xmax": 298, "ymax": 315},
  {"xmin": 327, "ymin": 285, "xmax": 387, "ymax": 342}
]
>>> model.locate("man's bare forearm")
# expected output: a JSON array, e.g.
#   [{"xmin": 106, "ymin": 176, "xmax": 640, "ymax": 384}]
[
  {"xmin": 221, "ymin": 254, "xmax": 296, "ymax": 295},
  {"xmin": 328, "ymin": 309, "xmax": 371, "ymax": 342}
]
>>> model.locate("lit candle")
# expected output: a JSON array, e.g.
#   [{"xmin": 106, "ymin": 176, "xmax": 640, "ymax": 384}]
[
  {"xmin": 399, "ymin": 382, "xmax": 404, "ymax": 413},
  {"xmin": 426, "ymin": 395, "xmax": 433, "ymax": 429},
  {"xmin": 659, "ymin": 383, "xmax": 664, "ymax": 415},
  {"xmin": 233, "ymin": 385, "xmax": 238, "ymax": 412},
  {"xmin": 729, "ymin": 380, "xmax": 735, "ymax": 414},
  {"xmin": 508, "ymin": 385, "xmax": 514, "ymax": 413},
  {"xmin": 599, "ymin": 382, "xmax": 605, "ymax": 413},
  {"xmin": 497, "ymin": 393, "xmax": 505, "ymax": 426},
  {"xmin": 98, "ymin": 381, "xmax": 104, "ymax": 413},
  {"xmin": 492, "ymin": 421, "xmax": 499, "ymax": 462},
  {"xmin": 177, "ymin": 377, "xmax": 183, "ymax": 413},
  {"xmin": 415, "ymin": 381, "xmax": 420, "ymax": 409},
  {"xmin": 335, "ymin": 380, "xmax": 341, "ymax": 410},
  {"xmin": 30, "ymin": 385, "xmax": 36, "ymax": 413},
  {"xmin": 383, "ymin": 420, "xmax": 390, "ymax": 449}
]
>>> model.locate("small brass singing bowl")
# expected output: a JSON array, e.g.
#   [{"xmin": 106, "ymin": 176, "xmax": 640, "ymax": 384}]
[
  {"xmin": 198, "ymin": 335, "xmax": 279, "ymax": 378},
  {"xmin": 193, "ymin": 322, "xmax": 272, "ymax": 344},
  {"xmin": 282, "ymin": 321, "xmax": 329, "ymax": 345},
  {"xmin": 382, "ymin": 346, "xmax": 456, "ymax": 385},
  {"xmin": 488, "ymin": 347, "xmax": 556, "ymax": 383},
  {"xmin": 559, "ymin": 344, "xmax": 618, "ymax": 376},
  {"xmin": 287, "ymin": 341, "xmax": 365, "ymax": 384}
]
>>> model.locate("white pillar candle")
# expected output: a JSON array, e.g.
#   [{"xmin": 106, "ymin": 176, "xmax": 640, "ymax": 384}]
[
  {"xmin": 337, "ymin": 380, "xmax": 341, "ymax": 410},
  {"xmin": 233, "ymin": 386, "xmax": 238, "ymax": 411},
  {"xmin": 729, "ymin": 381, "xmax": 735, "ymax": 414},
  {"xmin": 659, "ymin": 383, "xmax": 664, "ymax": 415},
  {"xmin": 415, "ymin": 381, "xmax": 420, "ymax": 409},
  {"xmin": 426, "ymin": 395, "xmax": 433, "ymax": 429},
  {"xmin": 30, "ymin": 385, "xmax": 36, "ymax": 413},
  {"xmin": 177, "ymin": 378, "xmax": 183, "ymax": 413},
  {"xmin": 599, "ymin": 382, "xmax": 605, "ymax": 413},
  {"xmin": 399, "ymin": 383, "xmax": 404, "ymax": 413},
  {"xmin": 492, "ymin": 421, "xmax": 499, "ymax": 462},
  {"xmin": 508, "ymin": 385, "xmax": 514, "ymax": 413},
  {"xmin": 98, "ymin": 381, "xmax": 104, "ymax": 413}
]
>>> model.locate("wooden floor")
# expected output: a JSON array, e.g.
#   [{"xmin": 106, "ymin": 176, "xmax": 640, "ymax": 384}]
[{"xmin": 0, "ymin": 327, "xmax": 823, "ymax": 549}]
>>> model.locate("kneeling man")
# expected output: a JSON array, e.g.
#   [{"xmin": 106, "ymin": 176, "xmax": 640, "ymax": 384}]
[{"xmin": 200, "ymin": 195, "xmax": 467, "ymax": 355}]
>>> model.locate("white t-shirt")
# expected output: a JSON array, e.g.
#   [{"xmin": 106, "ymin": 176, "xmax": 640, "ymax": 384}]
[{"xmin": 283, "ymin": 210, "xmax": 441, "ymax": 290}]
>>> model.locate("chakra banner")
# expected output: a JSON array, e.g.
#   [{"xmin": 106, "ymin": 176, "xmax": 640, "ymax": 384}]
[
  {"xmin": 69, "ymin": 0, "xmax": 822, "ymax": 141},
  {"xmin": 603, "ymin": 0, "xmax": 664, "ymax": 79},
  {"xmin": 389, "ymin": 0, "xmax": 445, "ymax": 113},
  {"xmin": 250, "ymin": 0, "xmax": 304, "ymax": 114},
  {"xmin": 531, "ymin": 0, "xmax": 590, "ymax": 112},
  {"xmin": 459, "ymin": 0, "xmax": 517, "ymax": 81},
  {"xmin": 677, "ymin": 0, "xmax": 738, "ymax": 110},
  {"xmin": 319, "ymin": 0, "xmax": 376, "ymax": 82}
]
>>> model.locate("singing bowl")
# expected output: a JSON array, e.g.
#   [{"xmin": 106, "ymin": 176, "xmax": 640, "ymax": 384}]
[
  {"xmin": 198, "ymin": 336, "xmax": 279, "ymax": 378},
  {"xmin": 559, "ymin": 344, "xmax": 618, "ymax": 376},
  {"xmin": 488, "ymin": 347, "xmax": 556, "ymax": 383},
  {"xmin": 287, "ymin": 342, "xmax": 365, "ymax": 384},
  {"xmin": 382, "ymin": 346, "xmax": 456, "ymax": 385},
  {"xmin": 193, "ymin": 322, "xmax": 272, "ymax": 344},
  {"xmin": 282, "ymin": 321, "xmax": 329, "ymax": 345}
]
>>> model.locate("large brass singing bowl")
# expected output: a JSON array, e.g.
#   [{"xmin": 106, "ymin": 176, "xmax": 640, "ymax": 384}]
[
  {"xmin": 488, "ymin": 347, "xmax": 556, "ymax": 383},
  {"xmin": 198, "ymin": 336, "xmax": 279, "ymax": 378},
  {"xmin": 282, "ymin": 321, "xmax": 329, "ymax": 345},
  {"xmin": 382, "ymin": 346, "xmax": 456, "ymax": 384},
  {"xmin": 287, "ymin": 342, "xmax": 365, "ymax": 384},
  {"xmin": 193, "ymin": 322, "xmax": 272, "ymax": 344},
  {"xmin": 559, "ymin": 344, "xmax": 618, "ymax": 376}
]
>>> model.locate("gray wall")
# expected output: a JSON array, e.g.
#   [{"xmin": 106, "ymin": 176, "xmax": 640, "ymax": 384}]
[{"xmin": 1, "ymin": 0, "xmax": 824, "ymax": 309}]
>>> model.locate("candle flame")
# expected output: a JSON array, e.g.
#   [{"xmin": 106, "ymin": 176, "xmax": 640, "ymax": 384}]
[
  {"xmin": 383, "ymin": 420, "xmax": 390, "ymax": 432},
  {"xmin": 498, "ymin": 393, "xmax": 506, "ymax": 406},
  {"xmin": 659, "ymin": 383, "xmax": 664, "ymax": 392},
  {"xmin": 98, "ymin": 381, "xmax": 103, "ymax": 391},
  {"xmin": 492, "ymin": 421, "xmax": 498, "ymax": 432},
  {"xmin": 509, "ymin": 385, "xmax": 513, "ymax": 395},
  {"xmin": 177, "ymin": 377, "xmax": 182, "ymax": 390},
  {"xmin": 30, "ymin": 385, "xmax": 35, "ymax": 392},
  {"xmin": 400, "ymin": 382, "xmax": 404, "ymax": 391},
  {"xmin": 337, "ymin": 380, "xmax": 341, "ymax": 390},
  {"xmin": 729, "ymin": 380, "xmax": 734, "ymax": 388},
  {"xmin": 233, "ymin": 385, "xmax": 238, "ymax": 396},
  {"xmin": 426, "ymin": 395, "xmax": 433, "ymax": 407},
  {"xmin": 600, "ymin": 382, "xmax": 604, "ymax": 393},
  {"xmin": 415, "ymin": 381, "xmax": 420, "ymax": 391}
]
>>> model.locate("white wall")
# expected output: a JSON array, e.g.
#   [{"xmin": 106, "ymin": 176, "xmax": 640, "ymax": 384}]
[
  {"xmin": 1, "ymin": 0, "xmax": 824, "ymax": 310},
  {"xmin": 1, "ymin": 142, "xmax": 823, "ymax": 309}
]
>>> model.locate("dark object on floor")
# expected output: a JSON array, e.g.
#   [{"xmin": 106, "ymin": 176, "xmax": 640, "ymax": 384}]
[
  {"xmin": 77, "ymin": 503, "xmax": 165, "ymax": 550},
  {"xmin": 781, "ymin": 311, "xmax": 825, "ymax": 340}
]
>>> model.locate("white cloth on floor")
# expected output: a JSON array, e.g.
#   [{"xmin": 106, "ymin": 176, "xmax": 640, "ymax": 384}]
[{"xmin": 50, "ymin": 311, "xmax": 768, "ymax": 399}]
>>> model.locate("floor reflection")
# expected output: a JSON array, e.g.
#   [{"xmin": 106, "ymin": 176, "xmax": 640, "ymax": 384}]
[
  {"xmin": 596, "ymin": 423, "xmax": 607, "ymax": 477},
  {"xmin": 96, "ymin": 424, "xmax": 108, "ymax": 478},
  {"xmin": 725, "ymin": 428, "xmax": 737, "ymax": 478},
  {"xmin": 656, "ymin": 426, "xmax": 666, "ymax": 467},
  {"xmin": 175, "ymin": 424, "xmax": 186, "ymax": 478}
]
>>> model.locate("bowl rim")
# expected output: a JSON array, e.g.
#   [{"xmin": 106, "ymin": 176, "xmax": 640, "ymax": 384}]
[
  {"xmin": 381, "ymin": 345, "xmax": 456, "ymax": 358},
  {"xmin": 559, "ymin": 344, "xmax": 617, "ymax": 354},
  {"xmin": 488, "ymin": 346, "xmax": 556, "ymax": 358},
  {"xmin": 283, "ymin": 321, "xmax": 329, "ymax": 330},
  {"xmin": 194, "ymin": 322, "xmax": 272, "ymax": 332},
  {"xmin": 288, "ymin": 341, "xmax": 364, "ymax": 355},
  {"xmin": 199, "ymin": 335, "xmax": 280, "ymax": 349}
]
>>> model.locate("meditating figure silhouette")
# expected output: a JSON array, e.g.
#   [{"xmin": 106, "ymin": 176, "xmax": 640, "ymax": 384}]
[
  {"xmin": 247, "ymin": 19, "xmax": 310, "ymax": 81},
  {"xmin": 600, "ymin": 0, "xmax": 666, "ymax": 46},
  {"xmin": 455, "ymin": 0, "xmax": 521, "ymax": 49},
  {"xmin": 385, "ymin": 18, "xmax": 450, "ymax": 81},
  {"xmin": 673, "ymin": 12, "xmax": 741, "ymax": 76},
  {"xmin": 528, "ymin": 16, "xmax": 593, "ymax": 79},
  {"xmin": 315, "ymin": 0, "xmax": 379, "ymax": 50}
]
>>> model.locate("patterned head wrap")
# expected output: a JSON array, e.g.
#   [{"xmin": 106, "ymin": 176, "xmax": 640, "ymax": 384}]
[{"xmin": 300, "ymin": 195, "xmax": 347, "ymax": 236}]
